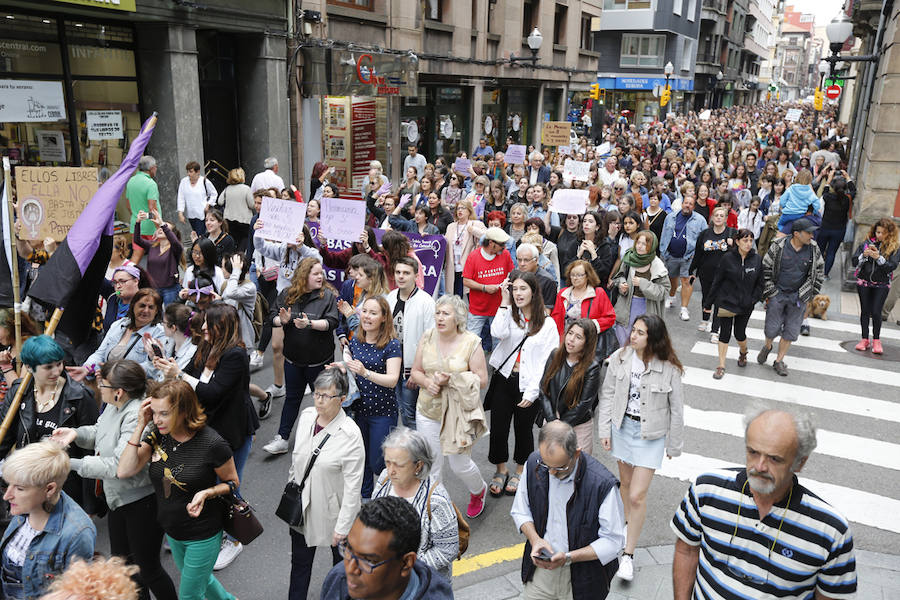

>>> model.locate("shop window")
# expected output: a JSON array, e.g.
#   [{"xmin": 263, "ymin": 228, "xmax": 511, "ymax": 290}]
[
  {"xmin": 0, "ymin": 13, "xmax": 63, "ymax": 75},
  {"xmin": 553, "ymin": 4, "xmax": 567, "ymax": 45},
  {"xmin": 620, "ymin": 34, "xmax": 665, "ymax": 68},
  {"xmin": 327, "ymin": 0, "xmax": 373, "ymax": 10}
]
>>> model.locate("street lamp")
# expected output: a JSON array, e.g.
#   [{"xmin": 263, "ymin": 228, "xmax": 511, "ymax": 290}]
[
  {"xmin": 714, "ymin": 70, "xmax": 723, "ymax": 108},
  {"xmin": 661, "ymin": 61, "xmax": 674, "ymax": 118},
  {"xmin": 825, "ymin": 13, "xmax": 853, "ymax": 55},
  {"xmin": 510, "ymin": 27, "xmax": 543, "ymax": 66}
]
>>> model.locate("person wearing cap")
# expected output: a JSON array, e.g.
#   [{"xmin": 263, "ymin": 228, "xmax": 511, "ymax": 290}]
[
  {"xmin": 463, "ymin": 227, "xmax": 515, "ymax": 352},
  {"xmin": 756, "ymin": 218, "xmax": 824, "ymax": 377}
]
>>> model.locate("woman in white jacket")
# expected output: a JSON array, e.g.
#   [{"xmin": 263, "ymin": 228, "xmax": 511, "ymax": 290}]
[
  {"xmin": 286, "ymin": 368, "xmax": 364, "ymax": 600},
  {"xmin": 486, "ymin": 271, "xmax": 559, "ymax": 498}
]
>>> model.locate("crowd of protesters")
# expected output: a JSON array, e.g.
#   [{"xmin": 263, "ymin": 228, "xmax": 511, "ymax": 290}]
[{"xmin": 0, "ymin": 101, "xmax": 877, "ymax": 599}]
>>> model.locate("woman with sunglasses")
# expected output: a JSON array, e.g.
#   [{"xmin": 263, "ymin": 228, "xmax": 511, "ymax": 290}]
[
  {"xmin": 440, "ymin": 172, "xmax": 464, "ymax": 209},
  {"xmin": 598, "ymin": 314, "xmax": 683, "ymax": 583}
]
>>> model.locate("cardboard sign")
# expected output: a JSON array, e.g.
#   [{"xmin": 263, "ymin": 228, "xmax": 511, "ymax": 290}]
[
  {"xmin": 86, "ymin": 110, "xmax": 124, "ymax": 140},
  {"xmin": 595, "ymin": 142, "xmax": 611, "ymax": 156},
  {"xmin": 14, "ymin": 166, "xmax": 98, "ymax": 241},
  {"xmin": 563, "ymin": 159, "xmax": 591, "ymax": 182},
  {"xmin": 453, "ymin": 158, "xmax": 471, "ymax": 174},
  {"xmin": 321, "ymin": 197, "xmax": 366, "ymax": 243},
  {"xmin": 549, "ymin": 189, "xmax": 589, "ymax": 214},
  {"xmin": 541, "ymin": 121, "xmax": 571, "ymax": 146},
  {"xmin": 257, "ymin": 197, "xmax": 308, "ymax": 244},
  {"xmin": 505, "ymin": 144, "xmax": 526, "ymax": 165},
  {"xmin": 785, "ymin": 108, "xmax": 802, "ymax": 122},
  {"xmin": 698, "ymin": 109, "xmax": 712, "ymax": 120}
]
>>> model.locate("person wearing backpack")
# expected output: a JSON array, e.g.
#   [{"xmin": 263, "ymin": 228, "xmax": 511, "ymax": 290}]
[{"xmin": 373, "ymin": 427, "xmax": 462, "ymax": 581}]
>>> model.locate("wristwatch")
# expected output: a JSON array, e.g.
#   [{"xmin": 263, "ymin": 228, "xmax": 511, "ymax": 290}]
[{"xmin": 564, "ymin": 552, "xmax": 572, "ymax": 566}]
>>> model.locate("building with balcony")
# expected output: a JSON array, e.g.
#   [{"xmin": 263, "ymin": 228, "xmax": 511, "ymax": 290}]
[
  {"xmin": 693, "ymin": 0, "xmax": 728, "ymax": 110},
  {"xmin": 591, "ymin": 0, "xmax": 701, "ymax": 124},
  {"xmin": 735, "ymin": 0, "xmax": 775, "ymax": 104}
]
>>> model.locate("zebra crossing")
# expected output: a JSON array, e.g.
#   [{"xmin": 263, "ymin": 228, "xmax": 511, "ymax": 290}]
[{"xmin": 660, "ymin": 311, "xmax": 900, "ymax": 540}]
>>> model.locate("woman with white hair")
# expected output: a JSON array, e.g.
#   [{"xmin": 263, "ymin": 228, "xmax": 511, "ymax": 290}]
[
  {"xmin": 0, "ymin": 441, "xmax": 96, "ymax": 600},
  {"xmin": 409, "ymin": 295, "xmax": 489, "ymax": 520},
  {"xmin": 373, "ymin": 426, "xmax": 459, "ymax": 580}
]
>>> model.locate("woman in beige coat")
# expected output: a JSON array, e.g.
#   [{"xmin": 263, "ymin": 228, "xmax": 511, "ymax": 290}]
[
  {"xmin": 286, "ymin": 368, "xmax": 364, "ymax": 600},
  {"xmin": 444, "ymin": 199, "xmax": 487, "ymax": 297},
  {"xmin": 597, "ymin": 313, "xmax": 684, "ymax": 584}
]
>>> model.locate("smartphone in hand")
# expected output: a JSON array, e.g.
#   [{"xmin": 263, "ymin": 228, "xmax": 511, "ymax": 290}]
[{"xmin": 535, "ymin": 548, "xmax": 554, "ymax": 561}]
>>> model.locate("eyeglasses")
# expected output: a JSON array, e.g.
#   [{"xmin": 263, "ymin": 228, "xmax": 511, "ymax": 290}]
[
  {"xmin": 338, "ymin": 539, "xmax": 397, "ymax": 574},
  {"xmin": 537, "ymin": 457, "xmax": 575, "ymax": 474},
  {"xmin": 98, "ymin": 384, "xmax": 117, "ymax": 390},
  {"xmin": 313, "ymin": 392, "xmax": 343, "ymax": 401},
  {"xmin": 112, "ymin": 278, "xmax": 135, "ymax": 286},
  {"xmin": 724, "ymin": 480, "xmax": 793, "ymax": 587},
  {"xmin": 569, "ymin": 272, "xmax": 586, "ymax": 279}
]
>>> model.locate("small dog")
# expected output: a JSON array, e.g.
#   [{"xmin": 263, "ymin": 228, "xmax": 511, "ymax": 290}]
[{"xmin": 809, "ymin": 294, "xmax": 831, "ymax": 320}]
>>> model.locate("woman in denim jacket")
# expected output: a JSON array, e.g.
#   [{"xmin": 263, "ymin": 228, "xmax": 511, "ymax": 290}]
[
  {"xmin": 597, "ymin": 314, "xmax": 684, "ymax": 584},
  {"xmin": 0, "ymin": 441, "xmax": 96, "ymax": 599}
]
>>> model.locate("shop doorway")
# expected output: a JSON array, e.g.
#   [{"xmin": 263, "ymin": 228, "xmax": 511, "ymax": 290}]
[{"xmin": 197, "ymin": 30, "xmax": 239, "ymax": 190}]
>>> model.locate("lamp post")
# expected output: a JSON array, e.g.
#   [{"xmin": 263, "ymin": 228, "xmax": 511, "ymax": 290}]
[
  {"xmin": 662, "ymin": 61, "xmax": 674, "ymax": 119},
  {"xmin": 813, "ymin": 59, "xmax": 829, "ymax": 132},
  {"xmin": 510, "ymin": 27, "xmax": 543, "ymax": 66},
  {"xmin": 715, "ymin": 70, "xmax": 723, "ymax": 108}
]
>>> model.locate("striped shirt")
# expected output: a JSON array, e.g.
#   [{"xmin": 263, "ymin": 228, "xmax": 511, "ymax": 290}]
[{"xmin": 671, "ymin": 468, "xmax": 857, "ymax": 599}]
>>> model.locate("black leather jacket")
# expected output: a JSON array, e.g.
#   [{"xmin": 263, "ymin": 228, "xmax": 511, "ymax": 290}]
[{"xmin": 538, "ymin": 351, "xmax": 601, "ymax": 427}]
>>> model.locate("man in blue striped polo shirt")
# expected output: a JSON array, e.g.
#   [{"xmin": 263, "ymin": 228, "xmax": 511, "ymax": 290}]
[{"xmin": 671, "ymin": 405, "xmax": 857, "ymax": 599}]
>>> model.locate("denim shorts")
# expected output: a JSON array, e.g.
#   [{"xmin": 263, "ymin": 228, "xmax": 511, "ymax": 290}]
[
  {"xmin": 664, "ymin": 255, "xmax": 691, "ymax": 279},
  {"xmin": 611, "ymin": 416, "xmax": 666, "ymax": 470}
]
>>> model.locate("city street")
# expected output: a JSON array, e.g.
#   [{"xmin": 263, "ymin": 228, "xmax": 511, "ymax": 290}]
[{"xmin": 87, "ymin": 269, "xmax": 900, "ymax": 599}]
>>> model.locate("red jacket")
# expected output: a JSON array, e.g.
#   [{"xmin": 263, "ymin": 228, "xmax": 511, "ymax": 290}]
[{"xmin": 550, "ymin": 286, "xmax": 616, "ymax": 336}]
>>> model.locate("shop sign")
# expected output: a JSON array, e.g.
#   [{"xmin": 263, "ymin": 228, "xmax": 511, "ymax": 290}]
[
  {"xmin": 52, "ymin": 0, "xmax": 136, "ymax": 12},
  {"xmin": 0, "ymin": 79, "xmax": 66, "ymax": 122},
  {"xmin": 541, "ymin": 121, "xmax": 571, "ymax": 146},
  {"xmin": 596, "ymin": 77, "xmax": 694, "ymax": 91},
  {"xmin": 86, "ymin": 110, "xmax": 123, "ymax": 140},
  {"xmin": 331, "ymin": 50, "xmax": 417, "ymax": 97}
]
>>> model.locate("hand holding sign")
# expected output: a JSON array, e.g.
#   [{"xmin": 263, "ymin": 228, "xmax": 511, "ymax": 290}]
[
  {"xmin": 549, "ymin": 189, "xmax": 589, "ymax": 214},
  {"xmin": 505, "ymin": 145, "xmax": 526, "ymax": 165},
  {"xmin": 257, "ymin": 197, "xmax": 308, "ymax": 244},
  {"xmin": 321, "ymin": 198, "xmax": 367, "ymax": 243}
]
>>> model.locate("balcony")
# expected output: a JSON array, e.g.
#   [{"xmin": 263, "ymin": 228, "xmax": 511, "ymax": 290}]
[
  {"xmin": 701, "ymin": 0, "xmax": 726, "ymax": 16},
  {"xmin": 696, "ymin": 52, "xmax": 721, "ymax": 65}
]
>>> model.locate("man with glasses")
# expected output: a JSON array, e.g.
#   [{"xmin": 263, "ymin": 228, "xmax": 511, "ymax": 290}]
[
  {"xmin": 671, "ymin": 405, "xmax": 857, "ymax": 600},
  {"xmin": 511, "ymin": 421, "xmax": 625, "ymax": 600},
  {"xmin": 321, "ymin": 496, "xmax": 453, "ymax": 599}
]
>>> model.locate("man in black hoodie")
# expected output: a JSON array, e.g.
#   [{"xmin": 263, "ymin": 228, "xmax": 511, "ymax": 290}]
[{"xmin": 321, "ymin": 497, "xmax": 454, "ymax": 600}]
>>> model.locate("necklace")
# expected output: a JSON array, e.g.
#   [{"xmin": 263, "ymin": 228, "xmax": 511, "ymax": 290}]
[{"xmin": 35, "ymin": 379, "xmax": 62, "ymax": 413}]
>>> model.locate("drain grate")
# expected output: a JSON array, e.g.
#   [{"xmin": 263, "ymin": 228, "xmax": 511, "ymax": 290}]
[{"xmin": 839, "ymin": 341, "xmax": 900, "ymax": 363}]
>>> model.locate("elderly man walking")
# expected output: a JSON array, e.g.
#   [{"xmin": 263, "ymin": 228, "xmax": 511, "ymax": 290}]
[{"xmin": 671, "ymin": 404, "xmax": 856, "ymax": 599}]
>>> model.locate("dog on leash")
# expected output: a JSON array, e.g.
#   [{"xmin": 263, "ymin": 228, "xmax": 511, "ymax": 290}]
[{"xmin": 809, "ymin": 294, "xmax": 831, "ymax": 320}]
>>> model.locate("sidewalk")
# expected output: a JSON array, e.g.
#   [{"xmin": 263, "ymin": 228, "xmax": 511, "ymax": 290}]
[{"xmin": 453, "ymin": 545, "xmax": 900, "ymax": 599}]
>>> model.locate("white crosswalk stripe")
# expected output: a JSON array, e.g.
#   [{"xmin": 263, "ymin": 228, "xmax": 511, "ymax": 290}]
[{"xmin": 677, "ymin": 319, "xmax": 900, "ymax": 536}]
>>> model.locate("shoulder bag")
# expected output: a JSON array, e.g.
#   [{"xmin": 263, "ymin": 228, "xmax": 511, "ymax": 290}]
[
  {"xmin": 482, "ymin": 333, "xmax": 527, "ymax": 411},
  {"xmin": 275, "ymin": 433, "xmax": 331, "ymax": 527},
  {"xmin": 425, "ymin": 480, "xmax": 470, "ymax": 559}
]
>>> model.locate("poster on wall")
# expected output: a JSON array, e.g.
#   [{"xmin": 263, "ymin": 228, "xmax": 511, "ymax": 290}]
[
  {"xmin": 323, "ymin": 96, "xmax": 352, "ymax": 195},
  {"xmin": 0, "ymin": 80, "xmax": 66, "ymax": 122},
  {"xmin": 86, "ymin": 110, "xmax": 124, "ymax": 140},
  {"xmin": 36, "ymin": 131, "xmax": 66, "ymax": 162},
  {"xmin": 14, "ymin": 166, "xmax": 98, "ymax": 241},
  {"xmin": 328, "ymin": 101, "xmax": 347, "ymax": 130},
  {"xmin": 350, "ymin": 98, "xmax": 377, "ymax": 191}
]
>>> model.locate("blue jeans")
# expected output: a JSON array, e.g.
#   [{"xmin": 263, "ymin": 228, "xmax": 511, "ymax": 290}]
[
  {"xmin": 280, "ymin": 362, "xmax": 326, "ymax": 440},
  {"xmin": 466, "ymin": 313, "xmax": 494, "ymax": 352},
  {"xmin": 188, "ymin": 218, "xmax": 206, "ymax": 238},
  {"xmin": 817, "ymin": 228, "xmax": 844, "ymax": 277},
  {"xmin": 354, "ymin": 413, "xmax": 396, "ymax": 498},
  {"xmin": 395, "ymin": 375, "xmax": 418, "ymax": 429},
  {"xmin": 159, "ymin": 284, "xmax": 181, "ymax": 307}
]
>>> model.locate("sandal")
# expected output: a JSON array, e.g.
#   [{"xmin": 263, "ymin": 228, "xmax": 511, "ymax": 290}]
[
  {"xmin": 505, "ymin": 473, "xmax": 522, "ymax": 496},
  {"xmin": 713, "ymin": 366, "xmax": 726, "ymax": 380},
  {"xmin": 489, "ymin": 472, "xmax": 508, "ymax": 498},
  {"xmin": 737, "ymin": 351, "xmax": 748, "ymax": 368}
]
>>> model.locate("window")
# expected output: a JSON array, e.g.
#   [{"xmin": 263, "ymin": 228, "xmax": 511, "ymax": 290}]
[
  {"xmin": 682, "ymin": 38, "xmax": 694, "ymax": 71},
  {"xmin": 620, "ymin": 34, "xmax": 665, "ymax": 68},
  {"xmin": 687, "ymin": 0, "xmax": 696, "ymax": 20},
  {"xmin": 674, "ymin": 0, "xmax": 683, "ymax": 16},
  {"xmin": 604, "ymin": 0, "xmax": 652, "ymax": 9},
  {"xmin": 426, "ymin": 0, "xmax": 443, "ymax": 21},
  {"xmin": 523, "ymin": 0, "xmax": 536, "ymax": 39},
  {"xmin": 327, "ymin": 0, "xmax": 373, "ymax": 10},
  {"xmin": 554, "ymin": 3, "xmax": 567, "ymax": 45},
  {"xmin": 580, "ymin": 14, "xmax": 596, "ymax": 50}
]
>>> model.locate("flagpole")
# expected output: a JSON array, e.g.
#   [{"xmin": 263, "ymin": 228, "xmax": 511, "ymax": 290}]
[
  {"xmin": 2, "ymin": 158, "xmax": 22, "ymax": 361},
  {"xmin": 0, "ymin": 307, "xmax": 63, "ymax": 447}
]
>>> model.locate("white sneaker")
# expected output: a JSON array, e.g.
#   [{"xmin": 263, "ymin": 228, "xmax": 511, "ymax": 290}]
[
  {"xmin": 266, "ymin": 384, "xmax": 286, "ymax": 399},
  {"xmin": 249, "ymin": 350, "xmax": 264, "ymax": 369},
  {"xmin": 616, "ymin": 554, "xmax": 634, "ymax": 581},
  {"xmin": 710, "ymin": 332, "xmax": 719, "ymax": 343},
  {"xmin": 263, "ymin": 435, "xmax": 289, "ymax": 455},
  {"xmin": 214, "ymin": 539, "xmax": 243, "ymax": 571},
  {"xmin": 665, "ymin": 297, "xmax": 674, "ymax": 309},
  {"xmin": 706, "ymin": 320, "xmax": 713, "ymax": 333},
  {"xmin": 697, "ymin": 321, "xmax": 707, "ymax": 331},
  {"xmin": 680, "ymin": 307, "xmax": 690, "ymax": 321}
]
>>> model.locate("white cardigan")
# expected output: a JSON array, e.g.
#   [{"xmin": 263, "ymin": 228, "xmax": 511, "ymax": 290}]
[
  {"xmin": 386, "ymin": 288, "xmax": 436, "ymax": 369},
  {"xmin": 489, "ymin": 308, "xmax": 559, "ymax": 402}
]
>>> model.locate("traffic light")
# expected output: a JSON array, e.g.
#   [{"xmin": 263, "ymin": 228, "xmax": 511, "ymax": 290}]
[
  {"xmin": 590, "ymin": 84, "xmax": 600, "ymax": 100},
  {"xmin": 660, "ymin": 85, "xmax": 671, "ymax": 107},
  {"xmin": 814, "ymin": 87, "xmax": 824, "ymax": 111}
]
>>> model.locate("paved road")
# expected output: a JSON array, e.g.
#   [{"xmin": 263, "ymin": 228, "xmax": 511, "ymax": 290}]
[{"xmin": 93, "ymin": 272, "xmax": 900, "ymax": 599}]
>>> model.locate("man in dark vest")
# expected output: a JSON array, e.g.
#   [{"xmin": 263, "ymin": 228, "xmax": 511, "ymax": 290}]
[{"xmin": 510, "ymin": 421, "xmax": 626, "ymax": 600}]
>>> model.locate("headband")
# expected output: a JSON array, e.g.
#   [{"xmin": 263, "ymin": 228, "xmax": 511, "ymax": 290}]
[
  {"xmin": 113, "ymin": 265, "xmax": 140, "ymax": 280},
  {"xmin": 188, "ymin": 281, "xmax": 214, "ymax": 302}
]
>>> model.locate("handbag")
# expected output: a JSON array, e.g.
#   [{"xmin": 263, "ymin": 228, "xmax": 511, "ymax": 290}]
[
  {"xmin": 275, "ymin": 433, "xmax": 331, "ymax": 527},
  {"xmin": 222, "ymin": 482, "xmax": 264, "ymax": 545},
  {"xmin": 483, "ymin": 335, "xmax": 526, "ymax": 410},
  {"xmin": 425, "ymin": 481, "xmax": 470, "ymax": 559}
]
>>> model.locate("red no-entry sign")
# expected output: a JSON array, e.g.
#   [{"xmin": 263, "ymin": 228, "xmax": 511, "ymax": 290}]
[{"xmin": 825, "ymin": 85, "xmax": 842, "ymax": 100}]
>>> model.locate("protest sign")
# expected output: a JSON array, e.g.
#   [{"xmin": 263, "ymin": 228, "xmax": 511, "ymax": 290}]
[
  {"xmin": 505, "ymin": 144, "xmax": 526, "ymax": 165},
  {"xmin": 563, "ymin": 159, "xmax": 591, "ymax": 182},
  {"xmin": 86, "ymin": 110, "xmax": 124, "ymax": 140},
  {"xmin": 321, "ymin": 197, "xmax": 366, "ymax": 243},
  {"xmin": 14, "ymin": 166, "xmax": 98, "ymax": 241},
  {"xmin": 558, "ymin": 146, "xmax": 571, "ymax": 156},
  {"xmin": 595, "ymin": 142, "xmax": 611, "ymax": 156},
  {"xmin": 785, "ymin": 108, "xmax": 802, "ymax": 122},
  {"xmin": 549, "ymin": 189, "xmax": 588, "ymax": 214},
  {"xmin": 453, "ymin": 158, "xmax": 471, "ymax": 174},
  {"xmin": 698, "ymin": 109, "xmax": 712, "ymax": 120},
  {"xmin": 373, "ymin": 229, "xmax": 446, "ymax": 296},
  {"xmin": 258, "ymin": 197, "xmax": 308, "ymax": 244},
  {"xmin": 541, "ymin": 121, "xmax": 571, "ymax": 146}
]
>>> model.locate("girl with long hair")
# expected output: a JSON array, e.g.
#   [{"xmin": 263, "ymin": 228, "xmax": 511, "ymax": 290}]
[
  {"xmin": 578, "ymin": 210, "xmax": 616, "ymax": 286},
  {"xmin": 183, "ymin": 237, "xmax": 225, "ymax": 293},
  {"xmin": 538, "ymin": 318, "xmax": 601, "ymax": 453},
  {"xmin": 852, "ymin": 218, "xmax": 900, "ymax": 355},
  {"xmin": 598, "ymin": 314, "xmax": 684, "ymax": 583}
]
